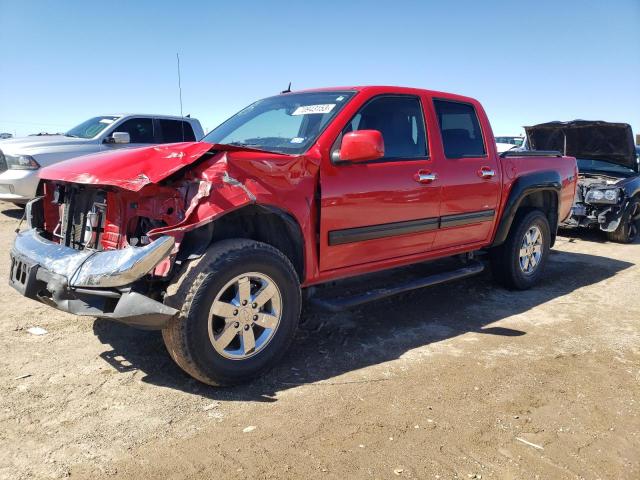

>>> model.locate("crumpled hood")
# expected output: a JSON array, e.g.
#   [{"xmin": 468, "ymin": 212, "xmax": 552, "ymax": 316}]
[
  {"xmin": 525, "ymin": 121, "xmax": 637, "ymax": 171},
  {"xmin": 39, "ymin": 142, "xmax": 217, "ymax": 191},
  {"xmin": 0, "ymin": 135, "xmax": 92, "ymax": 153}
]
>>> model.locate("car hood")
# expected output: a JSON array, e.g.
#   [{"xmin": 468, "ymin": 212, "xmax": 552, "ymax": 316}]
[
  {"xmin": 38, "ymin": 142, "xmax": 292, "ymax": 191},
  {"xmin": 524, "ymin": 121, "xmax": 637, "ymax": 171},
  {"xmin": 0, "ymin": 135, "xmax": 93, "ymax": 153}
]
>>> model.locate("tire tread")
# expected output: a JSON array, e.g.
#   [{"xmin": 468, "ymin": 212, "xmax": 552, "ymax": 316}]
[{"xmin": 162, "ymin": 239, "xmax": 300, "ymax": 386}]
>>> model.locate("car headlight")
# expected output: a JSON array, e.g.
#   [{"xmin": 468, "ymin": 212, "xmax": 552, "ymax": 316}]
[
  {"xmin": 585, "ymin": 188, "xmax": 620, "ymax": 204},
  {"xmin": 5, "ymin": 154, "xmax": 40, "ymax": 170}
]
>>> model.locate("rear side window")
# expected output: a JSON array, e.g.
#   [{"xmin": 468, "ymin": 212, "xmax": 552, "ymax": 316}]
[
  {"xmin": 159, "ymin": 119, "xmax": 196, "ymax": 142},
  {"xmin": 434, "ymin": 100, "xmax": 486, "ymax": 158},
  {"xmin": 343, "ymin": 96, "xmax": 427, "ymax": 159},
  {"xmin": 114, "ymin": 118, "xmax": 155, "ymax": 143}
]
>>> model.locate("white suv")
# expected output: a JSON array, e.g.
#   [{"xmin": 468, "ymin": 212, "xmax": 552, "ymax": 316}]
[{"xmin": 0, "ymin": 114, "xmax": 204, "ymax": 204}]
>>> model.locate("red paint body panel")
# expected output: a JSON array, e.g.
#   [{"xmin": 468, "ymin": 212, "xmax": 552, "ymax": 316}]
[
  {"xmin": 38, "ymin": 86, "xmax": 578, "ymax": 288},
  {"xmin": 39, "ymin": 142, "xmax": 215, "ymax": 191},
  {"xmin": 427, "ymin": 99, "xmax": 502, "ymax": 249}
]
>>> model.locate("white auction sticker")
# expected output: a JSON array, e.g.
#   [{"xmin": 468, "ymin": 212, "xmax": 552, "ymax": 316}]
[
  {"xmin": 290, "ymin": 137, "xmax": 305, "ymax": 143},
  {"xmin": 99, "ymin": 119, "xmax": 115, "ymax": 124},
  {"xmin": 292, "ymin": 104, "xmax": 336, "ymax": 115}
]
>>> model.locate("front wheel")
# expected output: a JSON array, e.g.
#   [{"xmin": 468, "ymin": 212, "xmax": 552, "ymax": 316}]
[
  {"xmin": 607, "ymin": 198, "xmax": 639, "ymax": 244},
  {"xmin": 490, "ymin": 210, "xmax": 551, "ymax": 290},
  {"xmin": 162, "ymin": 239, "xmax": 301, "ymax": 386}
]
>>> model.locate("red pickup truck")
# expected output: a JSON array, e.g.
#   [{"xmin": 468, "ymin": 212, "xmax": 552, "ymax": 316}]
[{"xmin": 10, "ymin": 86, "xmax": 577, "ymax": 385}]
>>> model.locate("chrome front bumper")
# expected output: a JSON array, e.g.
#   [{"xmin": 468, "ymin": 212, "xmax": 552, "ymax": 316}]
[
  {"xmin": 12, "ymin": 228, "xmax": 175, "ymax": 288},
  {"xmin": 9, "ymin": 229, "xmax": 178, "ymax": 329}
]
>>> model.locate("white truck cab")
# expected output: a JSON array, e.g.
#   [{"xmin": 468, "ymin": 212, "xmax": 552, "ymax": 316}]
[{"xmin": 0, "ymin": 114, "xmax": 204, "ymax": 204}]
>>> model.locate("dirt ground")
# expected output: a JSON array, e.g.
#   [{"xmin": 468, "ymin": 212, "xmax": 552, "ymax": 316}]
[{"xmin": 0, "ymin": 201, "xmax": 638, "ymax": 480}]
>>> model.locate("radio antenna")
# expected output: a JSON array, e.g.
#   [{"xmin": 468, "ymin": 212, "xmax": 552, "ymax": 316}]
[
  {"xmin": 281, "ymin": 82, "xmax": 292, "ymax": 94},
  {"xmin": 176, "ymin": 52, "xmax": 185, "ymax": 141}
]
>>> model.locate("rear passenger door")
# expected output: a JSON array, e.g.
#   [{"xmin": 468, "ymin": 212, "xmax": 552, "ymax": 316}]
[
  {"xmin": 157, "ymin": 119, "xmax": 197, "ymax": 143},
  {"xmin": 319, "ymin": 95, "xmax": 441, "ymax": 271},
  {"xmin": 430, "ymin": 99, "xmax": 501, "ymax": 249}
]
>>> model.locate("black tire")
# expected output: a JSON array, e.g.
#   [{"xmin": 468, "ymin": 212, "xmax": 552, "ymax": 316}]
[
  {"xmin": 490, "ymin": 209, "xmax": 551, "ymax": 290},
  {"xmin": 162, "ymin": 239, "xmax": 301, "ymax": 386},
  {"xmin": 606, "ymin": 198, "xmax": 639, "ymax": 244}
]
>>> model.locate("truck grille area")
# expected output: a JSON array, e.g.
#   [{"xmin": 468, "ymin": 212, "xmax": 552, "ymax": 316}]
[{"xmin": 52, "ymin": 185, "xmax": 108, "ymax": 250}]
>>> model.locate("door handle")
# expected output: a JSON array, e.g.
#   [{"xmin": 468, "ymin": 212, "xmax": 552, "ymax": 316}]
[
  {"xmin": 414, "ymin": 170, "xmax": 438, "ymax": 184},
  {"xmin": 478, "ymin": 167, "xmax": 496, "ymax": 179}
]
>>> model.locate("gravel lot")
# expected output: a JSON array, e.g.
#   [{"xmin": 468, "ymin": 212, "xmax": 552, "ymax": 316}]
[{"xmin": 0, "ymin": 201, "xmax": 638, "ymax": 480}]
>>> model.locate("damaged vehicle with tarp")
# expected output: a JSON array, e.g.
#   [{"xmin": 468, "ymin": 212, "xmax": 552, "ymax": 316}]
[{"xmin": 525, "ymin": 121, "xmax": 640, "ymax": 243}]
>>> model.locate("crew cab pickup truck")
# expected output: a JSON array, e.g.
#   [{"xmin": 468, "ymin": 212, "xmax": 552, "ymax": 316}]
[
  {"xmin": 0, "ymin": 114, "xmax": 204, "ymax": 204},
  {"xmin": 9, "ymin": 86, "xmax": 577, "ymax": 386}
]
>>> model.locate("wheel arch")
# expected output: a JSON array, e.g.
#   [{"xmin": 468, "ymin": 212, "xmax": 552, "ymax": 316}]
[
  {"xmin": 177, "ymin": 204, "xmax": 306, "ymax": 281},
  {"xmin": 492, "ymin": 171, "xmax": 562, "ymax": 248}
]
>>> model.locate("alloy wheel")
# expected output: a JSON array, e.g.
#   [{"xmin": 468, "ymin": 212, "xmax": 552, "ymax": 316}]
[
  {"xmin": 208, "ymin": 272, "xmax": 282, "ymax": 360},
  {"xmin": 519, "ymin": 225, "xmax": 543, "ymax": 274}
]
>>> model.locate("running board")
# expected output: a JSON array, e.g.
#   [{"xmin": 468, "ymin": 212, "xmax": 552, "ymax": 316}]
[{"xmin": 309, "ymin": 260, "xmax": 484, "ymax": 313}]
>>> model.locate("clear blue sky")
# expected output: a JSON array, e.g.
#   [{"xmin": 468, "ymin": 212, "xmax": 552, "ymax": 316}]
[{"xmin": 1, "ymin": 0, "xmax": 639, "ymax": 138}]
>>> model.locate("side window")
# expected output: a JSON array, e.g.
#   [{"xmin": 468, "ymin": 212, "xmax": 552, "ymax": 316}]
[
  {"xmin": 343, "ymin": 96, "xmax": 427, "ymax": 159},
  {"xmin": 114, "ymin": 118, "xmax": 155, "ymax": 143},
  {"xmin": 433, "ymin": 100, "xmax": 486, "ymax": 158},
  {"xmin": 159, "ymin": 119, "xmax": 196, "ymax": 142}
]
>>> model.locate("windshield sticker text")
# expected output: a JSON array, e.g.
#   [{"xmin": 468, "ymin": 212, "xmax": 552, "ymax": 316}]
[{"xmin": 292, "ymin": 104, "xmax": 336, "ymax": 116}]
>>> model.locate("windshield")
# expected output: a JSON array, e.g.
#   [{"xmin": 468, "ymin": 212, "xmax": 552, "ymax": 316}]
[
  {"xmin": 577, "ymin": 158, "xmax": 636, "ymax": 176},
  {"xmin": 203, "ymin": 91, "xmax": 356, "ymax": 154},
  {"xmin": 66, "ymin": 116, "xmax": 120, "ymax": 139}
]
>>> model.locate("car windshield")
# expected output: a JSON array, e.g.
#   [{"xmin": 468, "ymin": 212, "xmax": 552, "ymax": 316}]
[
  {"xmin": 66, "ymin": 116, "xmax": 120, "ymax": 139},
  {"xmin": 203, "ymin": 91, "xmax": 356, "ymax": 155},
  {"xmin": 577, "ymin": 158, "xmax": 636, "ymax": 177}
]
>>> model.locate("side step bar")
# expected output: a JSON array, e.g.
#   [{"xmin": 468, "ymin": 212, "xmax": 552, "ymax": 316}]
[{"xmin": 309, "ymin": 260, "xmax": 484, "ymax": 313}]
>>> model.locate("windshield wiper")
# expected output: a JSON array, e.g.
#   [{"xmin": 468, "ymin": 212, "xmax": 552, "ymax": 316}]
[
  {"xmin": 226, "ymin": 141, "xmax": 260, "ymax": 147},
  {"xmin": 65, "ymin": 133, "xmax": 79, "ymax": 138}
]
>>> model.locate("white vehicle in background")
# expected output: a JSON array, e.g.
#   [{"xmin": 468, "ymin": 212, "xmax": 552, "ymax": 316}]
[
  {"xmin": 495, "ymin": 135, "xmax": 525, "ymax": 153},
  {"xmin": 0, "ymin": 114, "xmax": 204, "ymax": 204}
]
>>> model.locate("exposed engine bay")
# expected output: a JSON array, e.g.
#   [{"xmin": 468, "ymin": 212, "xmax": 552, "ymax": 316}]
[
  {"xmin": 567, "ymin": 173, "xmax": 625, "ymax": 232},
  {"xmin": 33, "ymin": 179, "xmax": 196, "ymax": 278}
]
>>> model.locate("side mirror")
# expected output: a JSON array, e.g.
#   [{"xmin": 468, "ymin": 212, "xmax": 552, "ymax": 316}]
[
  {"xmin": 339, "ymin": 130, "xmax": 384, "ymax": 162},
  {"xmin": 109, "ymin": 132, "xmax": 130, "ymax": 144}
]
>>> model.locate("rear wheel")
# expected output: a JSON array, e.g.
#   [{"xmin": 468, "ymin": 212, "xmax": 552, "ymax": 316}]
[
  {"xmin": 490, "ymin": 210, "xmax": 551, "ymax": 290},
  {"xmin": 162, "ymin": 239, "xmax": 301, "ymax": 386},
  {"xmin": 606, "ymin": 198, "xmax": 639, "ymax": 244}
]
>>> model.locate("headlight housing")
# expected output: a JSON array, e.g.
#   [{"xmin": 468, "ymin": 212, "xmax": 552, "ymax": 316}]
[
  {"xmin": 5, "ymin": 154, "xmax": 40, "ymax": 170},
  {"xmin": 585, "ymin": 188, "xmax": 620, "ymax": 204}
]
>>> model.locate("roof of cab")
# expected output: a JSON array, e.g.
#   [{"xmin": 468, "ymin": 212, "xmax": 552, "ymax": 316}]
[
  {"xmin": 103, "ymin": 114, "xmax": 200, "ymax": 122},
  {"xmin": 291, "ymin": 85, "xmax": 480, "ymax": 105}
]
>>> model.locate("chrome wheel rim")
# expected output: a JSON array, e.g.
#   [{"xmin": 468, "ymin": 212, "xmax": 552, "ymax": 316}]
[
  {"xmin": 208, "ymin": 272, "xmax": 282, "ymax": 360},
  {"xmin": 519, "ymin": 225, "xmax": 543, "ymax": 274}
]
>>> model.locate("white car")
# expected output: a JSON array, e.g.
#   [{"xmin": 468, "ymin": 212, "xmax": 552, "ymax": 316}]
[
  {"xmin": 0, "ymin": 114, "xmax": 204, "ymax": 204},
  {"xmin": 495, "ymin": 135, "xmax": 525, "ymax": 153}
]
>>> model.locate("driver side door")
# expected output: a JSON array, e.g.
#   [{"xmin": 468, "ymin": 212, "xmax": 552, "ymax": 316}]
[
  {"xmin": 319, "ymin": 95, "xmax": 441, "ymax": 272},
  {"xmin": 102, "ymin": 117, "xmax": 156, "ymax": 150}
]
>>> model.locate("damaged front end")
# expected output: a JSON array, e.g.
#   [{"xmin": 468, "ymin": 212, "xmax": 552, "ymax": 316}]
[
  {"xmin": 9, "ymin": 182, "xmax": 188, "ymax": 329},
  {"xmin": 9, "ymin": 140, "xmax": 312, "ymax": 328},
  {"xmin": 566, "ymin": 175, "xmax": 627, "ymax": 232},
  {"xmin": 525, "ymin": 120, "xmax": 640, "ymax": 237}
]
